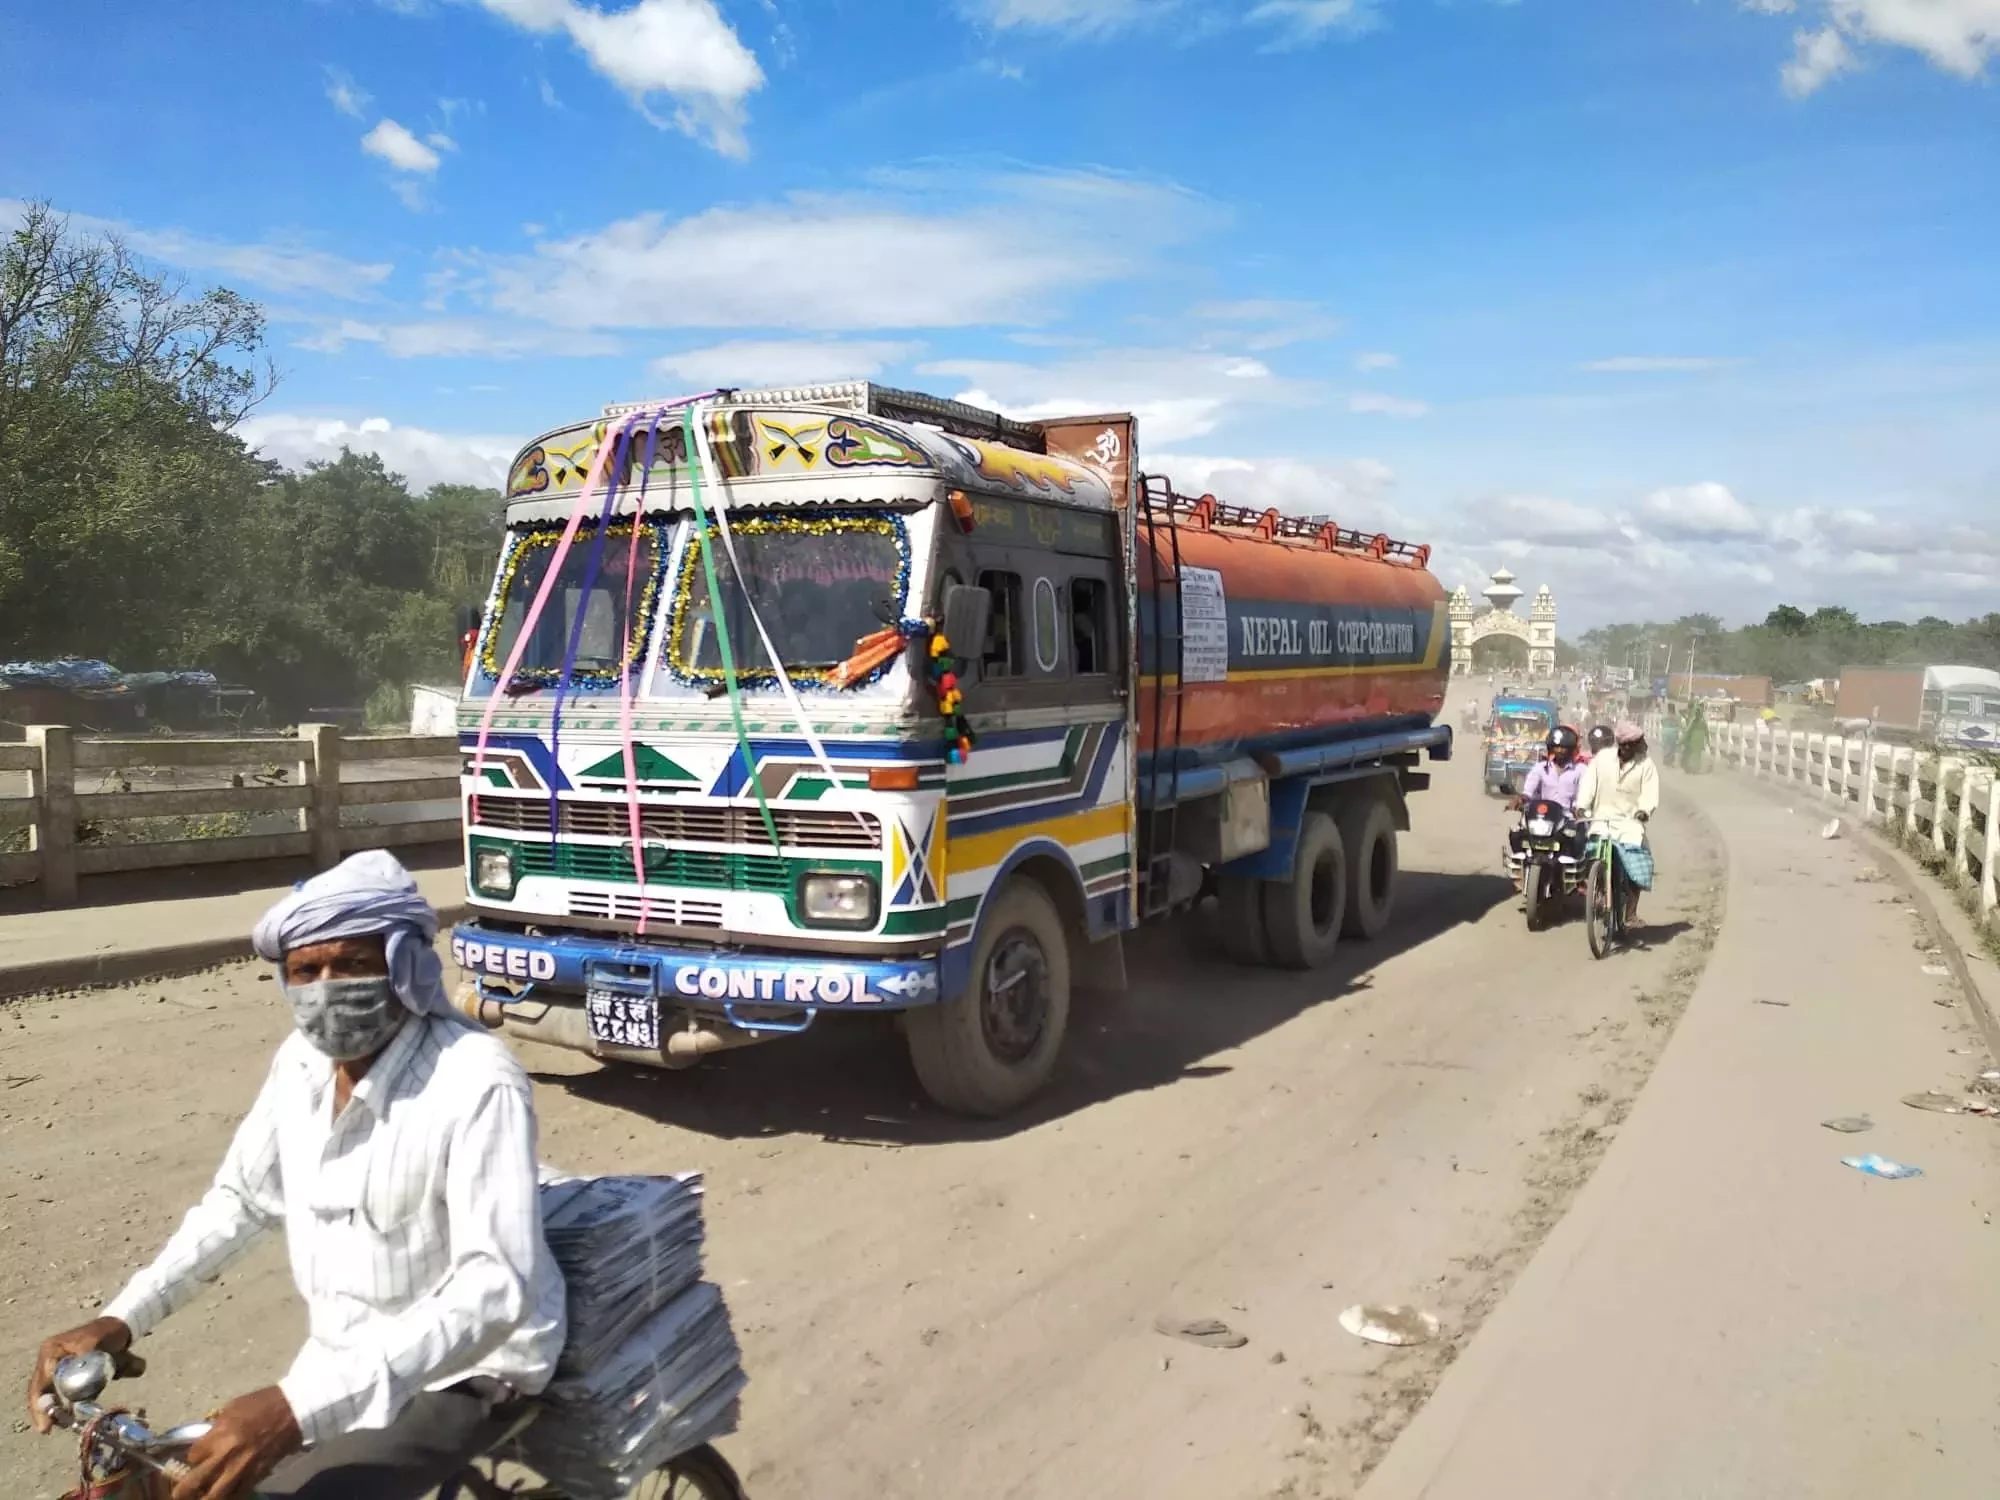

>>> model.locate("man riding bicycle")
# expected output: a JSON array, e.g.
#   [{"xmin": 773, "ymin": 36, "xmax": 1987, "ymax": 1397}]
[
  {"xmin": 1574, "ymin": 720, "xmax": 1661, "ymax": 923},
  {"xmin": 26, "ymin": 851, "xmax": 567, "ymax": 1500}
]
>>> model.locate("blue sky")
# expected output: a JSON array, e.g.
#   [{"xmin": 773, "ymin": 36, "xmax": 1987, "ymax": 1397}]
[{"xmin": 6, "ymin": 0, "xmax": 1997, "ymax": 628}]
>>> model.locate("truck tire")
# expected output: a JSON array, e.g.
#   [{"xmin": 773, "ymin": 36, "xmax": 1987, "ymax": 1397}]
[
  {"xmin": 1216, "ymin": 873, "xmax": 1270, "ymax": 966},
  {"xmin": 906, "ymin": 879, "xmax": 1071, "ymax": 1117},
  {"xmin": 1337, "ymin": 793, "xmax": 1398, "ymax": 940},
  {"xmin": 1262, "ymin": 811, "xmax": 1346, "ymax": 970}
]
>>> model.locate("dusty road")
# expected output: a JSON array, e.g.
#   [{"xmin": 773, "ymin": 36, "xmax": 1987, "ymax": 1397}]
[{"xmin": 1, "ymin": 708, "xmax": 1724, "ymax": 1500}]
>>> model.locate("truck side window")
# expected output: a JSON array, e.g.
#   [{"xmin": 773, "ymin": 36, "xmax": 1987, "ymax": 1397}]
[
  {"xmin": 978, "ymin": 570, "xmax": 1022, "ymax": 677},
  {"xmin": 1071, "ymin": 577, "xmax": 1108, "ymax": 675},
  {"xmin": 1031, "ymin": 577, "xmax": 1062, "ymax": 675}
]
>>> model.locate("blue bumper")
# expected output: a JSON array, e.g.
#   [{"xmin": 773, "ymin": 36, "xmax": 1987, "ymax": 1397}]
[{"xmin": 450, "ymin": 924, "xmax": 940, "ymax": 1012}]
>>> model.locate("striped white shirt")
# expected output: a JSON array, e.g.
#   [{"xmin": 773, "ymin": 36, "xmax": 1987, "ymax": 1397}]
[{"xmin": 103, "ymin": 1014, "xmax": 567, "ymax": 1446}]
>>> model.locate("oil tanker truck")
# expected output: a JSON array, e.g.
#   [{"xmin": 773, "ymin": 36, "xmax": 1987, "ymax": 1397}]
[{"xmin": 449, "ymin": 383, "xmax": 1452, "ymax": 1115}]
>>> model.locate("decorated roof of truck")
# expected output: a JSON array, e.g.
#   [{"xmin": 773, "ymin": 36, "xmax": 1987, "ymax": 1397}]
[{"xmin": 504, "ymin": 383, "xmax": 1116, "ymax": 513}]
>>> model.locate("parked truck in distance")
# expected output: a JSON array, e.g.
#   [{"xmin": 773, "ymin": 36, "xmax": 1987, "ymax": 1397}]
[
  {"xmin": 449, "ymin": 383, "xmax": 1452, "ymax": 1115},
  {"xmin": 1836, "ymin": 664, "xmax": 2000, "ymax": 750}
]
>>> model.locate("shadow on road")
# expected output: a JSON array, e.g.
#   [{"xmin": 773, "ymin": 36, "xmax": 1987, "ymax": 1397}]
[{"xmin": 531, "ymin": 866, "xmax": 1518, "ymax": 1147}]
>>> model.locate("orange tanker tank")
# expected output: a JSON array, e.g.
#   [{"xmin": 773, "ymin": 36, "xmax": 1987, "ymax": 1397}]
[{"xmin": 1134, "ymin": 488, "xmax": 1449, "ymax": 770}]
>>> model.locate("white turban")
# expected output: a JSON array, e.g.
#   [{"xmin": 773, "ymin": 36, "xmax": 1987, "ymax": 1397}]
[{"xmin": 252, "ymin": 850, "xmax": 457, "ymax": 1021}]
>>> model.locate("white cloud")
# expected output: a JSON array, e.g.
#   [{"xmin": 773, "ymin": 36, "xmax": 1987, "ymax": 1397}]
[
  {"xmin": 538, "ymin": 75, "xmax": 563, "ymax": 109},
  {"xmin": 292, "ymin": 317, "xmax": 622, "ymax": 358},
  {"xmin": 241, "ymin": 413, "xmax": 523, "ymax": 490},
  {"xmin": 324, "ymin": 67, "xmax": 371, "ymax": 119},
  {"xmin": 1348, "ymin": 391, "xmax": 1430, "ymax": 418},
  {"xmin": 1640, "ymin": 481, "xmax": 1765, "ymax": 539},
  {"xmin": 1480, "ymin": 493, "xmax": 1630, "ymax": 547},
  {"xmin": 425, "ymin": 131, "xmax": 458, "ymax": 152},
  {"xmin": 362, "ymin": 118, "xmax": 443, "ymax": 174},
  {"xmin": 1354, "ymin": 350, "xmax": 1399, "ymax": 372},
  {"xmin": 1582, "ymin": 355, "xmax": 1738, "ymax": 372},
  {"xmin": 1832, "ymin": 0, "xmax": 2000, "ymax": 76},
  {"xmin": 1191, "ymin": 298, "xmax": 1344, "ymax": 349},
  {"xmin": 967, "ymin": 0, "xmax": 1155, "ymax": 33},
  {"xmin": 470, "ymin": 0, "xmax": 763, "ymax": 156},
  {"xmin": 1145, "ymin": 452, "xmax": 1401, "ymax": 526},
  {"xmin": 474, "ymin": 169, "xmax": 1204, "ymax": 332},
  {"xmin": 0, "ymin": 198, "xmax": 392, "ymax": 300},
  {"xmin": 1783, "ymin": 24, "xmax": 1858, "ymax": 93},
  {"xmin": 1248, "ymin": 0, "xmax": 1381, "ymax": 44},
  {"xmin": 1748, "ymin": 1, "xmax": 1999, "ymax": 93},
  {"xmin": 650, "ymin": 338, "xmax": 922, "ymax": 387},
  {"xmin": 924, "ymin": 343, "xmax": 1319, "ymax": 444}
]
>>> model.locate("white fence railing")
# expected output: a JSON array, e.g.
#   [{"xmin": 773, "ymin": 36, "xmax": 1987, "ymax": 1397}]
[
  {"xmin": 1650, "ymin": 715, "xmax": 1998, "ymax": 936},
  {"xmin": 0, "ymin": 725, "xmax": 459, "ymax": 907}
]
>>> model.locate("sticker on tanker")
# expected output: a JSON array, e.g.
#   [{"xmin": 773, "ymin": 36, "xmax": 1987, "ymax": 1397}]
[{"xmin": 1180, "ymin": 566, "xmax": 1229, "ymax": 683}]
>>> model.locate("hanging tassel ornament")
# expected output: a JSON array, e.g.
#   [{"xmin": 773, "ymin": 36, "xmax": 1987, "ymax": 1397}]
[{"xmin": 926, "ymin": 628, "xmax": 978, "ymax": 763}]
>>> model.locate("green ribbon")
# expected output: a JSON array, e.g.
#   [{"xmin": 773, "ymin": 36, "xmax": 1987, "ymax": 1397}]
[{"xmin": 683, "ymin": 407, "xmax": 782, "ymax": 851}]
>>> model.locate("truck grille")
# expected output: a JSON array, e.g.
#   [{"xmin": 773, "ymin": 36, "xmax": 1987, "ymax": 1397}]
[
  {"xmin": 472, "ymin": 796, "xmax": 880, "ymax": 850},
  {"xmin": 511, "ymin": 842, "xmax": 795, "ymax": 893},
  {"xmin": 567, "ymin": 891, "xmax": 725, "ymax": 928}
]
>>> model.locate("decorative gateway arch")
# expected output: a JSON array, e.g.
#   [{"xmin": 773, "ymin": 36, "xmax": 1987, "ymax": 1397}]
[{"xmin": 1449, "ymin": 567, "xmax": 1556, "ymax": 678}]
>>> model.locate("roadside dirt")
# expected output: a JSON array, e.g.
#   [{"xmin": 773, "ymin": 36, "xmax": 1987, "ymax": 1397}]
[{"xmin": 0, "ymin": 722, "xmax": 1725, "ymax": 1500}]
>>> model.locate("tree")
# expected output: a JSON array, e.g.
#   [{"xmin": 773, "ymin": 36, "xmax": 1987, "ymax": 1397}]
[
  {"xmin": 1764, "ymin": 605, "xmax": 1809, "ymax": 634},
  {"xmin": 1, "ymin": 202, "xmax": 274, "ymax": 663}
]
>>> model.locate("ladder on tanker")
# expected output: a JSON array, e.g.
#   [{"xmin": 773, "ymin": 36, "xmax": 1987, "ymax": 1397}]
[{"xmin": 1138, "ymin": 474, "xmax": 1186, "ymax": 919}]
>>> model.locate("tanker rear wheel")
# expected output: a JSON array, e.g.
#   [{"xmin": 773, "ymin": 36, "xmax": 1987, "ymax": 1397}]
[
  {"xmin": 1216, "ymin": 873, "xmax": 1270, "ymax": 966},
  {"xmin": 1337, "ymin": 793, "xmax": 1398, "ymax": 941},
  {"xmin": 1262, "ymin": 812, "xmax": 1346, "ymax": 970}
]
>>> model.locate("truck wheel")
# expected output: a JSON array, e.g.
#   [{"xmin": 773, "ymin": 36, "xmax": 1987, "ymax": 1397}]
[
  {"xmin": 1337, "ymin": 794, "xmax": 1398, "ymax": 940},
  {"xmin": 1216, "ymin": 873, "xmax": 1270, "ymax": 966},
  {"xmin": 907, "ymin": 879, "xmax": 1070, "ymax": 1117},
  {"xmin": 1262, "ymin": 812, "xmax": 1346, "ymax": 969}
]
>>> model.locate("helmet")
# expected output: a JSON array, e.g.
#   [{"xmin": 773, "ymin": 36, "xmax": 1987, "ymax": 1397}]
[
  {"xmin": 1587, "ymin": 724, "xmax": 1615, "ymax": 754},
  {"xmin": 1546, "ymin": 725, "xmax": 1580, "ymax": 760}
]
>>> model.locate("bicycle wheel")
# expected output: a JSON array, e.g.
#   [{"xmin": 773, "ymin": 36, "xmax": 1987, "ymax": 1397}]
[
  {"xmin": 629, "ymin": 1444, "xmax": 747, "ymax": 1500},
  {"xmin": 1584, "ymin": 854, "xmax": 1615, "ymax": 960}
]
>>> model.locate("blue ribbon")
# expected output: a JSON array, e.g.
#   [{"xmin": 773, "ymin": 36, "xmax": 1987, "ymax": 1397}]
[{"xmin": 547, "ymin": 426, "xmax": 631, "ymax": 839}]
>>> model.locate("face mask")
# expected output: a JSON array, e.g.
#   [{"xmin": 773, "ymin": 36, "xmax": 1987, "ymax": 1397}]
[{"xmin": 286, "ymin": 976, "xmax": 406, "ymax": 1061}]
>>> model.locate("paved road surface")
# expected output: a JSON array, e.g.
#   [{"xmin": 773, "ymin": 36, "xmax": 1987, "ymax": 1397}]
[
  {"xmin": 0, "ymin": 709, "xmax": 1723, "ymax": 1499},
  {"xmin": 1363, "ymin": 770, "xmax": 2000, "ymax": 1500}
]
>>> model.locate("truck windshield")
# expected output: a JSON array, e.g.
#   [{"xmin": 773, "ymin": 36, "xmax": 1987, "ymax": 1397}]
[
  {"xmin": 478, "ymin": 520, "xmax": 664, "ymax": 689},
  {"xmin": 667, "ymin": 513, "xmax": 907, "ymax": 687}
]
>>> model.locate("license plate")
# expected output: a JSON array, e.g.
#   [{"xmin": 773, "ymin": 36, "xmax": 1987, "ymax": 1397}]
[{"xmin": 585, "ymin": 988, "xmax": 659, "ymax": 1051}]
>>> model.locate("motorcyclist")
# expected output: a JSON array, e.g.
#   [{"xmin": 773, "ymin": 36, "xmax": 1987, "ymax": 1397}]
[
  {"xmin": 1585, "ymin": 723, "xmax": 1614, "ymax": 762},
  {"xmin": 1574, "ymin": 720, "xmax": 1661, "ymax": 924},
  {"xmin": 1513, "ymin": 725, "xmax": 1584, "ymax": 811},
  {"xmin": 1507, "ymin": 725, "xmax": 1586, "ymax": 876}
]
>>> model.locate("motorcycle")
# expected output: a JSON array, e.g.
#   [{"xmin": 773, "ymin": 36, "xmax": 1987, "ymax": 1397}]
[
  {"xmin": 1508, "ymin": 796, "xmax": 1583, "ymax": 931},
  {"xmin": 37, "ymin": 1349, "xmax": 746, "ymax": 1500}
]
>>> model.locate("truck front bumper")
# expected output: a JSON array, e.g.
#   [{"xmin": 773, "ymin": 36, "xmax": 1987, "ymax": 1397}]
[{"xmin": 450, "ymin": 923, "xmax": 941, "ymax": 1013}]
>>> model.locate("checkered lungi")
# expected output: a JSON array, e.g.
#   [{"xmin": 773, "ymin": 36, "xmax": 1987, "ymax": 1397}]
[{"xmin": 1613, "ymin": 841, "xmax": 1655, "ymax": 890}]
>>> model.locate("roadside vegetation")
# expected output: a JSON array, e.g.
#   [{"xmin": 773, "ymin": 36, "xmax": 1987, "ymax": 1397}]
[{"xmin": 1, "ymin": 204, "xmax": 501, "ymax": 725}]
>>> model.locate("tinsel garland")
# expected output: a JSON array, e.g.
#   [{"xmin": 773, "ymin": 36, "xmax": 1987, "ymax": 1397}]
[
  {"xmin": 478, "ymin": 519, "xmax": 668, "ymax": 688},
  {"xmin": 662, "ymin": 512, "xmax": 912, "ymax": 692}
]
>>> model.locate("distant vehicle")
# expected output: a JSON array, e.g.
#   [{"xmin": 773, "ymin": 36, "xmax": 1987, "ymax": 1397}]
[
  {"xmin": 1836, "ymin": 665, "xmax": 2000, "ymax": 749},
  {"xmin": 1483, "ymin": 695, "xmax": 1559, "ymax": 796}
]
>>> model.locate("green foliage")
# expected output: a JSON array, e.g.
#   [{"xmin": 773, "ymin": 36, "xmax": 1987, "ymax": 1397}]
[
  {"xmin": 1, "ymin": 206, "xmax": 503, "ymax": 723},
  {"xmin": 1577, "ymin": 605, "xmax": 2000, "ymax": 683}
]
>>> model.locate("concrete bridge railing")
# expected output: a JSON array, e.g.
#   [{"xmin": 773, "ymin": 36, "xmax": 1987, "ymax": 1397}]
[
  {"xmin": 0, "ymin": 725, "xmax": 458, "ymax": 906},
  {"xmin": 1651, "ymin": 714, "xmax": 1998, "ymax": 940}
]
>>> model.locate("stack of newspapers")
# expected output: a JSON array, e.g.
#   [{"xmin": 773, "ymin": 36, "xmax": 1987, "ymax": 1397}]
[{"xmin": 524, "ymin": 1172, "xmax": 747, "ymax": 1499}]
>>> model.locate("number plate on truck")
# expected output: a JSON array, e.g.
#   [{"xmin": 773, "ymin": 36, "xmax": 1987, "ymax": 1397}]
[{"xmin": 586, "ymin": 988, "xmax": 659, "ymax": 1051}]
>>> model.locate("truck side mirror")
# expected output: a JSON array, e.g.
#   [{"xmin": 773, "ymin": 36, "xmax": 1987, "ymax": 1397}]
[{"xmin": 942, "ymin": 584, "xmax": 992, "ymax": 673}]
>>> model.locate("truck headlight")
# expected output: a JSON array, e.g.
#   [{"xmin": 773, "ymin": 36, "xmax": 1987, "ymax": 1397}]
[
  {"xmin": 799, "ymin": 873, "xmax": 877, "ymax": 929},
  {"xmin": 473, "ymin": 847, "xmax": 517, "ymax": 899}
]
